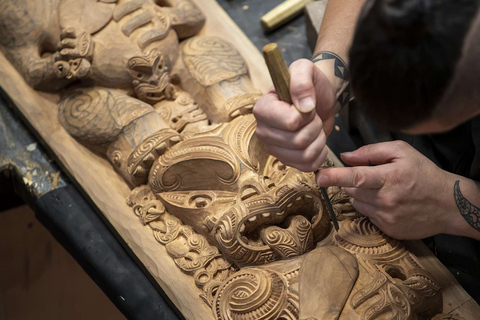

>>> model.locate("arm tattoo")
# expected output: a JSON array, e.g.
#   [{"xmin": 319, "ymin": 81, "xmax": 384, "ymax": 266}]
[
  {"xmin": 311, "ymin": 51, "xmax": 351, "ymax": 107},
  {"xmin": 454, "ymin": 180, "xmax": 480, "ymax": 232}
]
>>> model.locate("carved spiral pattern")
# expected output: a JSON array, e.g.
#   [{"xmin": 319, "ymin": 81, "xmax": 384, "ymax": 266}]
[
  {"xmin": 336, "ymin": 217, "xmax": 406, "ymax": 262},
  {"xmin": 213, "ymin": 268, "xmax": 288, "ymax": 320},
  {"xmin": 111, "ymin": 150, "xmax": 122, "ymax": 168},
  {"xmin": 182, "ymin": 36, "xmax": 248, "ymax": 86},
  {"xmin": 127, "ymin": 186, "xmax": 233, "ymax": 306},
  {"xmin": 59, "ymin": 88, "xmax": 153, "ymax": 145}
]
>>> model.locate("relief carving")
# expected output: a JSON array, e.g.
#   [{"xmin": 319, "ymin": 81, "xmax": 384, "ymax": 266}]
[{"xmin": 0, "ymin": 1, "xmax": 450, "ymax": 319}]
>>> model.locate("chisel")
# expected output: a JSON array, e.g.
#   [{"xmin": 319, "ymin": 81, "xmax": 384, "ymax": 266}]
[{"xmin": 262, "ymin": 43, "xmax": 339, "ymax": 231}]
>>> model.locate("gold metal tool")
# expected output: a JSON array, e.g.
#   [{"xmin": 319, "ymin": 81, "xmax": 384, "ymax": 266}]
[{"xmin": 262, "ymin": 43, "xmax": 339, "ymax": 231}]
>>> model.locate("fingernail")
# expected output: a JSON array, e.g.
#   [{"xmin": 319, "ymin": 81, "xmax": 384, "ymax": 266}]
[
  {"xmin": 317, "ymin": 174, "xmax": 329, "ymax": 186},
  {"xmin": 340, "ymin": 152, "xmax": 354, "ymax": 157},
  {"xmin": 297, "ymin": 97, "xmax": 315, "ymax": 113}
]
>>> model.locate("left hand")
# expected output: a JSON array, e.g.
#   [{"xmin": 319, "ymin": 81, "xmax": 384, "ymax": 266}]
[{"xmin": 316, "ymin": 141, "xmax": 455, "ymax": 240}]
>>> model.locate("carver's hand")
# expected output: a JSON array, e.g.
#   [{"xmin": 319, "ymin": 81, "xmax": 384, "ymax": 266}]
[
  {"xmin": 316, "ymin": 141, "xmax": 457, "ymax": 240},
  {"xmin": 253, "ymin": 59, "xmax": 337, "ymax": 172}
]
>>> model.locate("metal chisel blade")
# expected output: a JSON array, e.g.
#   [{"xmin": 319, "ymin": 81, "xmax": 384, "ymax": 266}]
[{"xmin": 319, "ymin": 186, "xmax": 339, "ymax": 231}]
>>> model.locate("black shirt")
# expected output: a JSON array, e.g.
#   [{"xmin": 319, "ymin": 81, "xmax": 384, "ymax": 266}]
[{"xmin": 396, "ymin": 115, "xmax": 480, "ymax": 303}]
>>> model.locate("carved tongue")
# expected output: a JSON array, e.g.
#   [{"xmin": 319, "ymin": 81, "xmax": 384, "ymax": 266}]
[
  {"xmin": 299, "ymin": 246, "xmax": 359, "ymax": 320},
  {"xmin": 260, "ymin": 215, "xmax": 315, "ymax": 259}
]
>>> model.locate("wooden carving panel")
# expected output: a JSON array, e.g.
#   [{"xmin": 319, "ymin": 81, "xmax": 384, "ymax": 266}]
[{"xmin": 0, "ymin": 0, "xmax": 479, "ymax": 319}]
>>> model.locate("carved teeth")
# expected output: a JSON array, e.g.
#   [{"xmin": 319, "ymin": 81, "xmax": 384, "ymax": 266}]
[
  {"xmin": 141, "ymin": 153, "xmax": 155, "ymax": 167},
  {"xmin": 295, "ymin": 196, "xmax": 302, "ymax": 202},
  {"xmin": 287, "ymin": 203, "xmax": 293, "ymax": 208},
  {"xmin": 262, "ymin": 212, "xmax": 271, "ymax": 218},
  {"xmin": 248, "ymin": 216, "xmax": 257, "ymax": 222},
  {"xmin": 230, "ymin": 110, "xmax": 240, "ymax": 118},
  {"xmin": 276, "ymin": 211, "xmax": 284, "ymax": 216},
  {"xmin": 305, "ymin": 195, "xmax": 313, "ymax": 201},
  {"xmin": 170, "ymin": 135, "xmax": 181, "ymax": 144},
  {"xmin": 155, "ymin": 142, "xmax": 167, "ymax": 153},
  {"xmin": 133, "ymin": 166, "xmax": 148, "ymax": 177},
  {"xmin": 239, "ymin": 225, "xmax": 245, "ymax": 233},
  {"xmin": 241, "ymin": 187, "xmax": 258, "ymax": 200}
]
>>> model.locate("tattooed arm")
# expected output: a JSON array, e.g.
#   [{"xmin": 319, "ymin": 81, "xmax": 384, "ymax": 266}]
[
  {"xmin": 312, "ymin": 0, "xmax": 366, "ymax": 109},
  {"xmin": 451, "ymin": 178, "xmax": 480, "ymax": 240}
]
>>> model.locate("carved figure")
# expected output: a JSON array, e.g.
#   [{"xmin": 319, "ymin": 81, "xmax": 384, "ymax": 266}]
[{"xmin": 0, "ymin": 0, "xmax": 448, "ymax": 319}]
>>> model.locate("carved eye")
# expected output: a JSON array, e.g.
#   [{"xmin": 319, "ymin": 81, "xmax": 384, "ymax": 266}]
[
  {"xmin": 136, "ymin": 72, "xmax": 143, "ymax": 79},
  {"xmin": 189, "ymin": 195, "xmax": 213, "ymax": 208},
  {"xmin": 158, "ymin": 63, "xmax": 163, "ymax": 70},
  {"xmin": 240, "ymin": 186, "xmax": 261, "ymax": 200}
]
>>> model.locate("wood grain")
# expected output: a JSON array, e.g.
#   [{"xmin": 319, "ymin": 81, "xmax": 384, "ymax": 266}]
[
  {"xmin": 263, "ymin": 43, "xmax": 293, "ymax": 104},
  {"xmin": 0, "ymin": 0, "xmax": 478, "ymax": 319}
]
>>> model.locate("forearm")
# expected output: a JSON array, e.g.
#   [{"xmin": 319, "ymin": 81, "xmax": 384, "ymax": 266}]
[
  {"xmin": 443, "ymin": 173, "xmax": 480, "ymax": 241},
  {"xmin": 312, "ymin": 0, "xmax": 366, "ymax": 108}
]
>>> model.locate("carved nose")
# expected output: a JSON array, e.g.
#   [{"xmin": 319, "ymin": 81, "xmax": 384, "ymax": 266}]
[{"xmin": 149, "ymin": 75, "xmax": 159, "ymax": 84}]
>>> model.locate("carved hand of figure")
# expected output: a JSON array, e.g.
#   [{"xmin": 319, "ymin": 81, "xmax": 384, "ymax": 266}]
[
  {"xmin": 316, "ymin": 140, "xmax": 465, "ymax": 240},
  {"xmin": 253, "ymin": 59, "xmax": 336, "ymax": 173},
  {"xmin": 53, "ymin": 28, "xmax": 94, "ymax": 80}
]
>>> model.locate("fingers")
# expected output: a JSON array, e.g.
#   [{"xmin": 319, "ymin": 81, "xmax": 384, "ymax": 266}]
[
  {"xmin": 60, "ymin": 48, "xmax": 81, "ymax": 60},
  {"xmin": 340, "ymin": 141, "xmax": 410, "ymax": 166},
  {"xmin": 58, "ymin": 28, "xmax": 80, "ymax": 60},
  {"xmin": 255, "ymin": 114, "xmax": 323, "ymax": 149},
  {"xmin": 254, "ymin": 92, "xmax": 315, "ymax": 131},
  {"xmin": 61, "ymin": 27, "xmax": 76, "ymax": 40},
  {"xmin": 316, "ymin": 166, "xmax": 385, "ymax": 189},
  {"xmin": 289, "ymin": 59, "xmax": 317, "ymax": 113},
  {"xmin": 266, "ymin": 130, "xmax": 328, "ymax": 172},
  {"xmin": 60, "ymin": 38, "xmax": 76, "ymax": 49}
]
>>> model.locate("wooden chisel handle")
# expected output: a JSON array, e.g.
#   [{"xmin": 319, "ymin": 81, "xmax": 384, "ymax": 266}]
[
  {"xmin": 262, "ymin": 43, "xmax": 339, "ymax": 231},
  {"xmin": 263, "ymin": 43, "xmax": 293, "ymax": 105}
]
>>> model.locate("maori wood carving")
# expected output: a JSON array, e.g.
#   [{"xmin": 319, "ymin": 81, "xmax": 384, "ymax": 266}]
[{"xmin": 0, "ymin": 0, "xmax": 450, "ymax": 319}]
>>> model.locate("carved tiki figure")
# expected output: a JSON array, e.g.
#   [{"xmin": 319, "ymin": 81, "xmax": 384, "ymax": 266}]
[{"xmin": 0, "ymin": 0, "xmax": 446, "ymax": 319}]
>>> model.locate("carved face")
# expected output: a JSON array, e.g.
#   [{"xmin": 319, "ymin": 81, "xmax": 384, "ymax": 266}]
[
  {"xmin": 147, "ymin": 115, "xmax": 331, "ymax": 267},
  {"xmin": 128, "ymin": 49, "xmax": 174, "ymax": 104}
]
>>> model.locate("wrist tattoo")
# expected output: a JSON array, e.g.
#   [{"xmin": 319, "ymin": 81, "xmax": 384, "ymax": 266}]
[
  {"xmin": 312, "ymin": 51, "xmax": 351, "ymax": 107},
  {"xmin": 454, "ymin": 180, "xmax": 480, "ymax": 233}
]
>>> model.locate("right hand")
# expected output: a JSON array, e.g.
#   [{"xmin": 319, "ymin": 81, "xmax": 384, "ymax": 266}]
[{"xmin": 253, "ymin": 59, "xmax": 337, "ymax": 172}]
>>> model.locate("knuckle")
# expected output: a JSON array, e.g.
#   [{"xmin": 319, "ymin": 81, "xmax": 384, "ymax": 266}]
[
  {"xmin": 255, "ymin": 127, "xmax": 265, "ymax": 140},
  {"xmin": 252, "ymin": 103, "xmax": 263, "ymax": 118},
  {"xmin": 393, "ymin": 140, "xmax": 409, "ymax": 150},
  {"xmin": 313, "ymin": 152, "xmax": 327, "ymax": 170},
  {"xmin": 265, "ymin": 146, "xmax": 280, "ymax": 159},
  {"xmin": 294, "ymin": 132, "xmax": 311, "ymax": 149},
  {"xmin": 352, "ymin": 169, "xmax": 367, "ymax": 188},
  {"xmin": 290, "ymin": 58, "xmax": 312, "ymax": 71},
  {"xmin": 302, "ymin": 148, "xmax": 318, "ymax": 164},
  {"xmin": 381, "ymin": 194, "xmax": 397, "ymax": 209},
  {"xmin": 285, "ymin": 114, "xmax": 302, "ymax": 131},
  {"xmin": 291, "ymin": 79, "xmax": 313, "ymax": 95}
]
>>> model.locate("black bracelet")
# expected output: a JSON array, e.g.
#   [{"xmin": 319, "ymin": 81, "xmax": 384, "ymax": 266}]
[{"xmin": 312, "ymin": 51, "xmax": 351, "ymax": 107}]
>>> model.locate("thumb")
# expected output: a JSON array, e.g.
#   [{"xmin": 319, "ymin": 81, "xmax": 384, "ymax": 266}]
[
  {"xmin": 289, "ymin": 59, "xmax": 317, "ymax": 113},
  {"xmin": 341, "ymin": 142, "xmax": 402, "ymax": 166}
]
